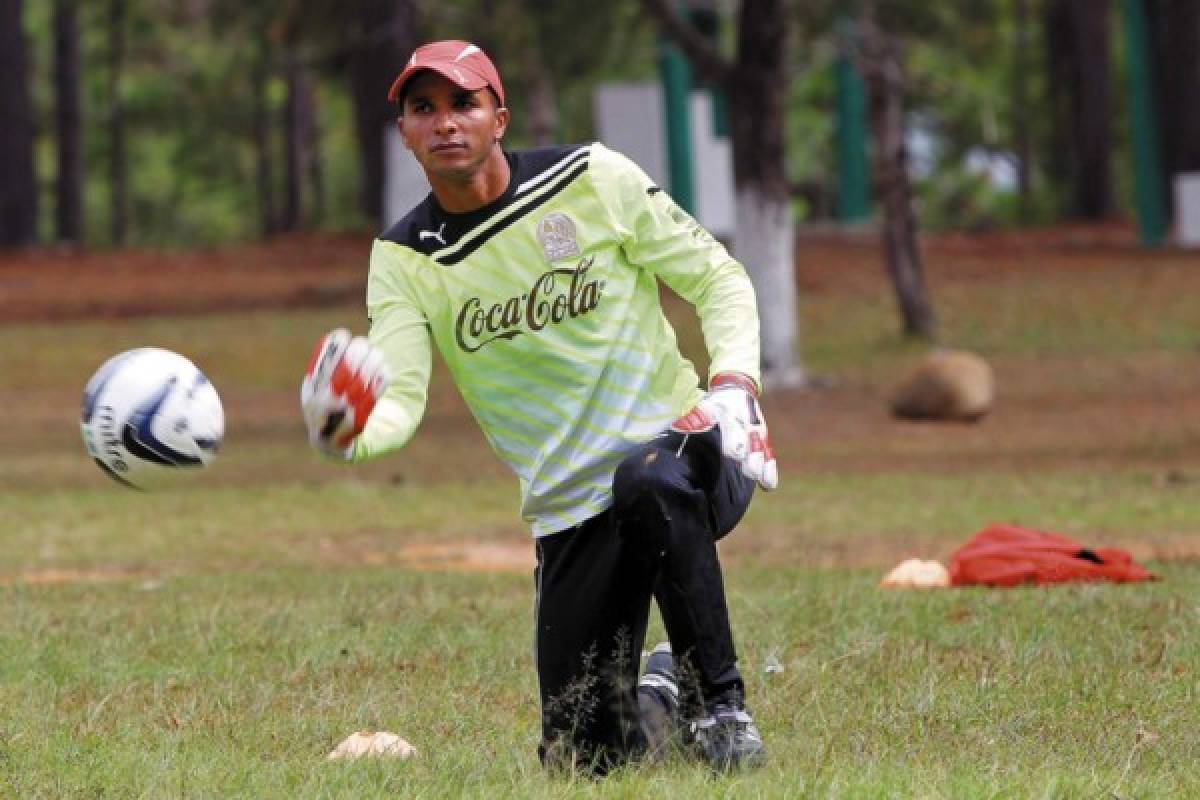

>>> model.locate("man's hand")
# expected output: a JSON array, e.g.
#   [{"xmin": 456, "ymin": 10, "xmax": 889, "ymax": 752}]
[
  {"xmin": 301, "ymin": 328, "xmax": 390, "ymax": 460},
  {"xmin": 671, "ymin": 372, "xmax": 778, "ymax": 490}
]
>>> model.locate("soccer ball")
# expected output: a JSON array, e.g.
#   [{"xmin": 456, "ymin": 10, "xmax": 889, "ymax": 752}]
[{"xmin": 80, "ymin": 348, "xmax": 224, "ymax": 489}]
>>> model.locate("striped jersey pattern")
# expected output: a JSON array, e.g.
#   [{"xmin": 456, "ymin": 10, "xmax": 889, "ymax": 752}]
[{"xmin": 355, "ymin": 143, "xmax": 760, "ymax": 536}]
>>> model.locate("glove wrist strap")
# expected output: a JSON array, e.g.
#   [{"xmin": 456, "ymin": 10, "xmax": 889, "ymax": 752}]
[{"xmin": 709, "ymin": 371, "xmax": 759, "ymax": 397}]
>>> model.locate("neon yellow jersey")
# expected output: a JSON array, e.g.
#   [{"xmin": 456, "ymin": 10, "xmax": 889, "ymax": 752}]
[{"xmin": 357, "ymin": 142, "xmax": 760, "ymax": 536}]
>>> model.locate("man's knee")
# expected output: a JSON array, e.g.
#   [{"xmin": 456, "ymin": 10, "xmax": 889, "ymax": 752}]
[{"xmin": 612, "ymin": 445, "xmax": 691, "ymax": 515}]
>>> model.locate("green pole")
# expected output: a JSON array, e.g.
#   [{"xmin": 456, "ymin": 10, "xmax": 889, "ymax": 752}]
[
  {"xmin": 710, "ymin": 87, "xmax": 729, "ymax": 138},
  {"xmin": 1120, "ymin": 0, "xmax": 1167, "ymax": 246},
  {"xmin": 658, "ymin": 41, "xmax": 695, "ymax": 214},
  {"xmin": 834, "ymin": 22, "xmax": 871, "ymax": 223}
]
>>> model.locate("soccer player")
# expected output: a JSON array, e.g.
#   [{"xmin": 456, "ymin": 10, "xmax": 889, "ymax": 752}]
[{"xmin": 301, "ymin": 40, "xmax": 778, "ymax": 773}]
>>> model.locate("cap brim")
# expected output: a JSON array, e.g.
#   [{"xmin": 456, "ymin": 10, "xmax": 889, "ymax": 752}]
[{"xmin": 388, "ymin": 64, "xmax": 490, "ymax": 103}]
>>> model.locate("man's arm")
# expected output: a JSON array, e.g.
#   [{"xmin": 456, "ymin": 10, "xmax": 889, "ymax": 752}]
[
  {"xmin": 593, "ymin": 145, "xmax": 776, "ymax": 489},
  {"xmin": 299, "ymin": 240, "xmax": 433, "ymax": 462},
  {"xmin": 352, "ymin": 240, "xmax": 434, "ymax": 461},
  {"xmin": 594, "ymin": 145, "xmax": 761, "ymax": 391}
]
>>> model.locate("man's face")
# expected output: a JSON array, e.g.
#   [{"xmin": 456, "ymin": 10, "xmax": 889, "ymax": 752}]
[{"xmin": 398, "ymin": 71, "xmax": 509, "ymax": 182}]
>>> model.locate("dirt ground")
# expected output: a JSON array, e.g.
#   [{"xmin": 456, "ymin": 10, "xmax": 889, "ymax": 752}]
[
  {"xmin": 0, "ymin": 232, "xmax": 371, "ymax": 322},
  {"xmin": 0, "ymin": 222, "xmax": 1182, "ymax": 322}
]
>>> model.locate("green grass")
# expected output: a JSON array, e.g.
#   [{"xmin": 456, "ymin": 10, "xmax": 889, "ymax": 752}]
[
  {"xmin": 3, "ymin": 250, "xmax": 1200, "ymax": 797},
  {"xmin": 4, "ymin": 568, "xmax": 1199, "ymax": 797}
]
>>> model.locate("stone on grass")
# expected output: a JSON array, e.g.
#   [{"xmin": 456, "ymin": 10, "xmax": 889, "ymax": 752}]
[
  {"xmin": 327, "ymin": 731, "xmax": 418, "ymax": 761},
  {"xmin": 880, "ymin": 558, "xmax": 950, "ymax": 589},
  {"xmin": 890, "ymin": 349, "xmax": 994, "ymax": 422}
]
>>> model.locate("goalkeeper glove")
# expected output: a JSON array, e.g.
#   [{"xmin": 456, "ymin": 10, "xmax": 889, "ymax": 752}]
[
  {"xmin": 301, "ymin": 328, "xmax": 390, "ymax": 460},
  {"xmin": 671, "ymin": 372, "xmax": 778, "ymax": 490}
]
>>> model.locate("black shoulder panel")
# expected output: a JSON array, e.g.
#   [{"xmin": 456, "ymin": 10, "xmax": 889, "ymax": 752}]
[
  {"xmin": 378, "ymin": 144, "xmax": 591, "ymax": 262},
  {"xmin": 380, "ymin": 194, "xmax": 442, "ymax": 255}
]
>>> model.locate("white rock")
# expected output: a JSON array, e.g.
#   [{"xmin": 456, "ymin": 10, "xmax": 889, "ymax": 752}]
[{"xmin": 327, "ymin": 731, "xmax": 418, "ymax": 761}]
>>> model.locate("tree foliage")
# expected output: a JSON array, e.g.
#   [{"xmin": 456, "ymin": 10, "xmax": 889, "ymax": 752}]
[{"xmin": 6, "ymin": 0, "xmax": 1196, "ymax": 247}]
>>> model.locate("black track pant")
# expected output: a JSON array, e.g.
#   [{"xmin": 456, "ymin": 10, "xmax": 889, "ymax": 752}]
[{"xmin": 534, "ymin": 427, "xmax": 754, "ymax": 772}]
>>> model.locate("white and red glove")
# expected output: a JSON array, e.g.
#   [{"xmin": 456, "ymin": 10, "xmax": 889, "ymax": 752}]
[
  {"xmin": 301, "ymin": 328, "xmax": 390, "ymax": 460},
  {"xmin": 671, "ymin": 372, "xmax": 778, "ymax": 490}
]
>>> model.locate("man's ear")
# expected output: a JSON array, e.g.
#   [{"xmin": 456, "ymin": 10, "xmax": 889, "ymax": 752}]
[
  {"xmin": 493, "ymin": 106, "xmax": 510, "ymax": 141},
  {"xmin": 395, "ymin": 117, "xmax": 411, "ymax": 150}
]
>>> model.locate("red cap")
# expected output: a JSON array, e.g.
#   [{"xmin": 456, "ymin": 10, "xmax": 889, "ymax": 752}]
[{"xmin": 388, "ymin": 40, "xmax": 506, "ymax": 107}]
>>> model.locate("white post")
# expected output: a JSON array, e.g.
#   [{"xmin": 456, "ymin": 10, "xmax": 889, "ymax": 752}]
[{"xmin": 1174, "ymin": 172, "xmax": 1200, "ymax": 248}]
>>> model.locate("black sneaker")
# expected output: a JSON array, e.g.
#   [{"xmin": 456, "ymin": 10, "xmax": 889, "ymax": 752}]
[
  {"xmin": 637, "ymin": 642, "xmax": 680, "ymax": 759},
  {"xmin": 689, "ymin": 701, "xmax": 766, "ymax": 770}
]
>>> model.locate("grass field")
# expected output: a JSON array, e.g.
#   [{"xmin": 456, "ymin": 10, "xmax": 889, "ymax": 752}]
[{"xmin": 2, "ymin": 232, "xmax": 1200, "ymax": 797}]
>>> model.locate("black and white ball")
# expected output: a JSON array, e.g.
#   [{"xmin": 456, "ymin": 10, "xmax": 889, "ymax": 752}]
[{"xmin": 80, "ymin": 348, "xmax": 224, "ymax": 488}]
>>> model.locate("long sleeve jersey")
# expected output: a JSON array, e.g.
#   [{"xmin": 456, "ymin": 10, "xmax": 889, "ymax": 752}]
[{"xmin": 355, "ymin": 142, "xmax": 760, "ymax": 536}]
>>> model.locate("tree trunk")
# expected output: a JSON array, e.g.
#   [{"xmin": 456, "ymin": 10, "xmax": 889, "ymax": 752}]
[
  {"xmin": 108, "ymin": 0, "xmax": 128, "ymax": 245},
  {"xmin": 308, "ymin": 93, "xmax": 326, "ymax": 225},
  {"xmin": 346, "ymin": 0, "xmax": 415, "ymax": 227},
  {"xmin": 1012, "ymin": 0, "xmax": 1033, "ymax": 222},
  {"xmin": 729, "ymin": 0, "xmax": 804, "ymax": 387},
  {"xmin": 520, "ymin": 13, "xmax": 559, "ymax": 147},
  {"xmin": 251, "ymin": 37, "xmax": 276, "ymax": 236},
  {"xmin": 0, "ymin": 0, "xmax": 39, "ymax": 247},
  {"xmin": 281, "ymin": 47, "xmax": 300, "ymax": 231},
  {"xmin": 860, "ymin": 8, "xmax": 936, "ymax": 340},
  {"xmin": 1045, "ymin": 0, "xmax": 1113, "ymax": 219},
  {"xmin": 281, "ymin": 45, "xmax": 315, "ymax": 232},
  {"xmin": 526, "ymin": 63, "xmax": 559, "ymax": 147},
  {"xmin": 54, "ymin": 0, "xmax": 84, "ymax": 243},
  {"xmin": 1071, "ymin": 0, "xmax": 1113, "ymax": 218},
  {"xmin": 1153, "ymin": 0, "xmax": 1200, "ymax": 215}
]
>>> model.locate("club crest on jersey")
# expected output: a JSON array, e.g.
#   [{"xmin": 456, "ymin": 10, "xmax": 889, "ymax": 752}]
[{"xmin": 536, "ymin": 212, "xmax": 581, "ymax": 263}]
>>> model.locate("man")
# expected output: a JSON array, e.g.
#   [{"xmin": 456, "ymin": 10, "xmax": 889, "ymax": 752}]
[{"xmin": 301, "ymin": 40, "xmax": 777, "ymax": 773}]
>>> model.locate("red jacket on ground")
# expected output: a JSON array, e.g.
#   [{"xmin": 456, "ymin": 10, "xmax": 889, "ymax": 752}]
[{"xmin": 949, "ymin": 523, "xmax": 1154, "ymax": 587}]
